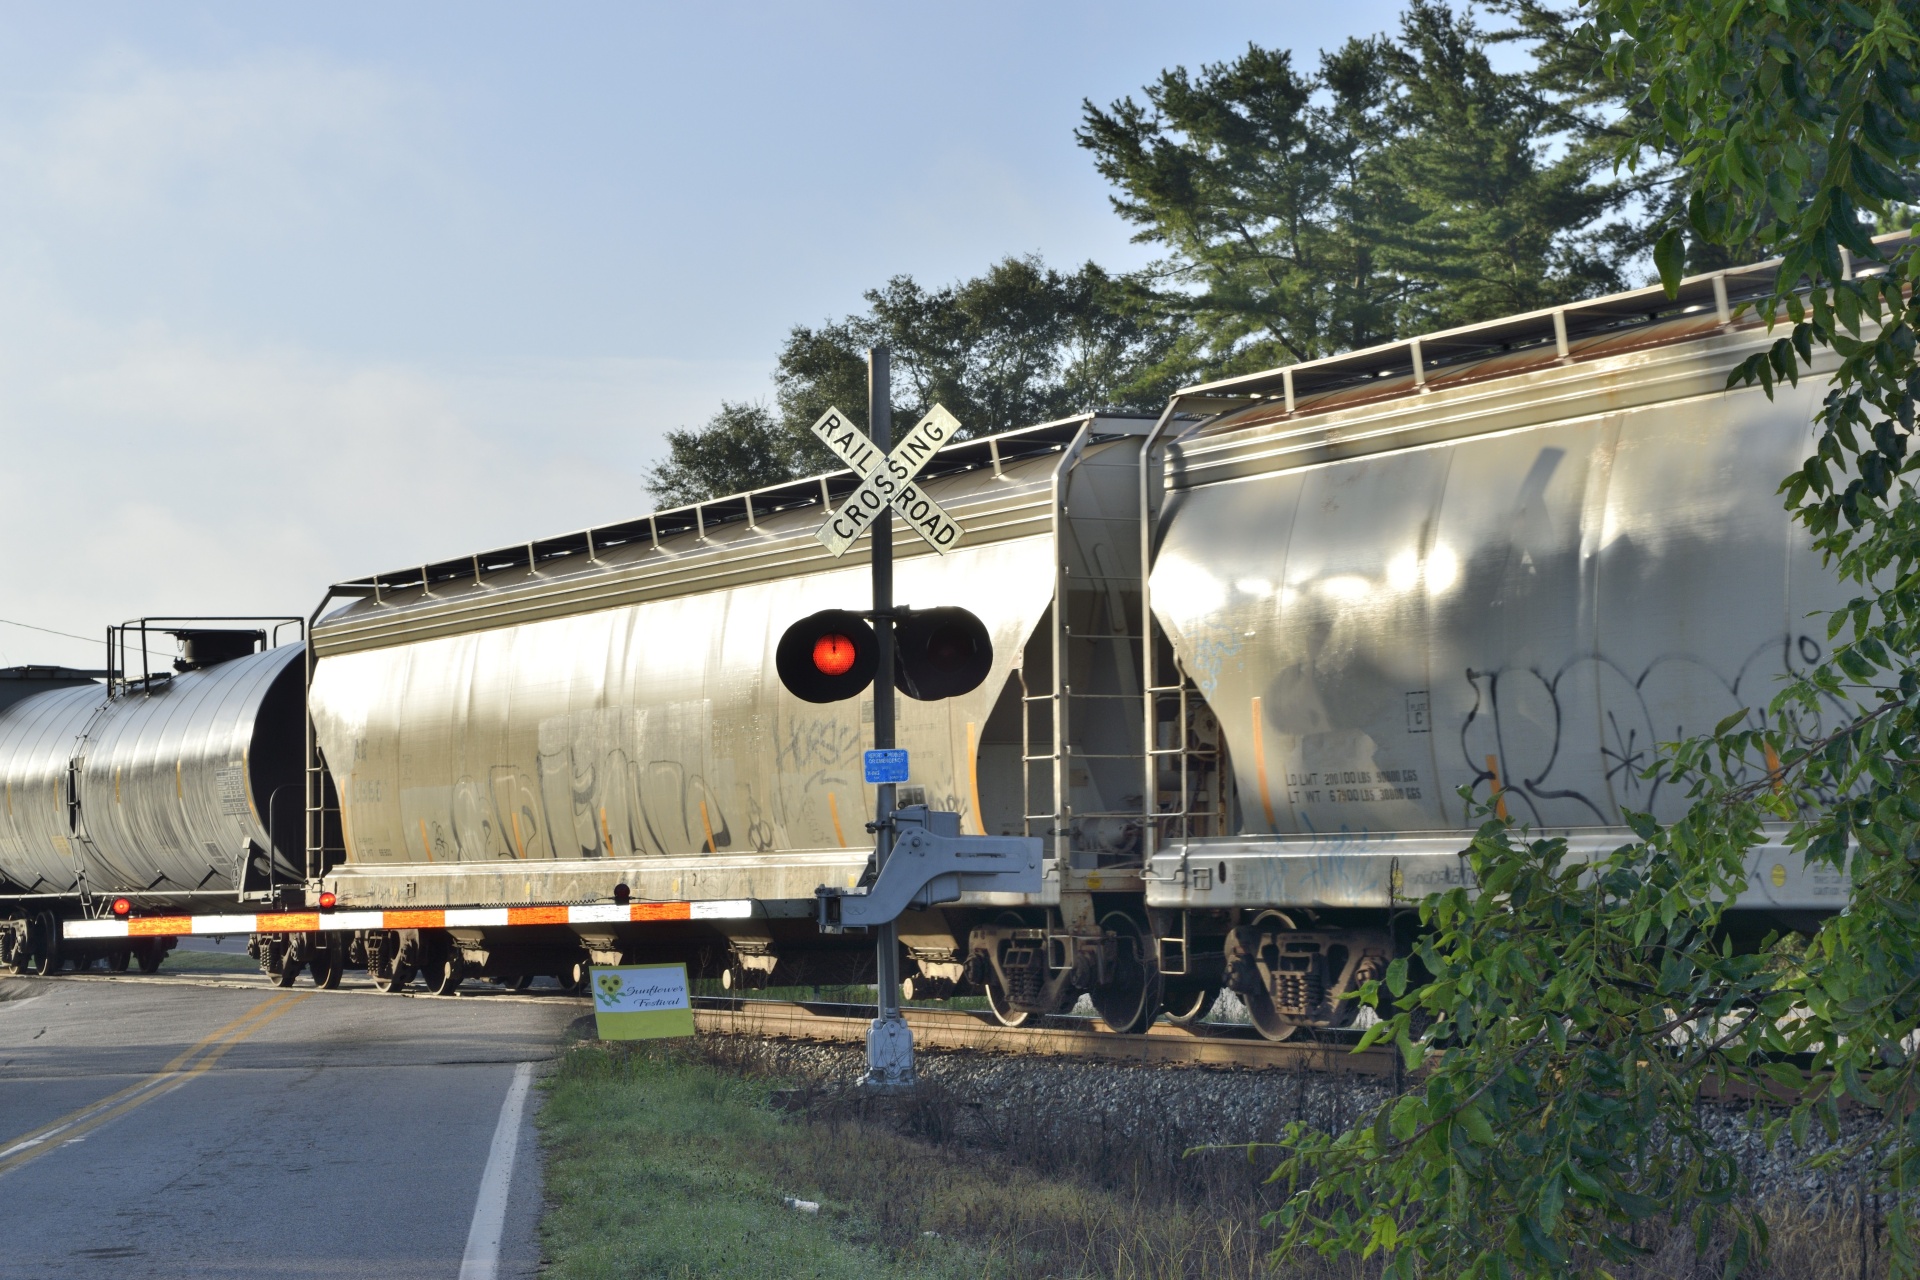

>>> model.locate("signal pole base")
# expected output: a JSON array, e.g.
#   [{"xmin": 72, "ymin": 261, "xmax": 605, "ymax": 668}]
[{"xmin": 858, "ymin": 1013, "xmax": 915, "ymax": 1092}]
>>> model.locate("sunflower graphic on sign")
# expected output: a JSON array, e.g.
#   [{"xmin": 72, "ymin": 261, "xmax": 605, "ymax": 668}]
[{"xmin": 589, "ymin": 963, "xmax": 696, "ymax": 1040}]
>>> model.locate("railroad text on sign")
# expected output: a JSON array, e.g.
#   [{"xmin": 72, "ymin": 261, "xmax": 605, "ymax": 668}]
[{"xmin": 812, "ymin": 405, "xmax": 965, "ymax": 557}]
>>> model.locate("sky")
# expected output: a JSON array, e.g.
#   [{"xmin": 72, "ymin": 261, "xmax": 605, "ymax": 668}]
[{"xmin": 0, "ymin": 1, "xmax": 1409, "ymax": 668}]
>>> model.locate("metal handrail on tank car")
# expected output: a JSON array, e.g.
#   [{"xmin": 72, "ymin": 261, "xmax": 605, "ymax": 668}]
[{"xmin": 105, "ymin": 616, "xmax": 303, "ymax": 698}]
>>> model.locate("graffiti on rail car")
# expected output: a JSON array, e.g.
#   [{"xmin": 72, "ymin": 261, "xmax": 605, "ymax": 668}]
[{"xmin": 1458, "ymin": 631, "xmax": 1838, "ymax": 827}]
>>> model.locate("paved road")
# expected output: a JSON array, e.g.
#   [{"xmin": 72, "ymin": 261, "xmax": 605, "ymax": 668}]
[{"xmin": 0, "ymin": 970, "xmax": 582, "ymax": 1280}]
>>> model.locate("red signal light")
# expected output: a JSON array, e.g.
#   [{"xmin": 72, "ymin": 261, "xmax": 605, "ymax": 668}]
[
  {"xmin": 317, "ymin": 891, "xmax": 337, "ymax": 910},
  {"xmin": 111, "ymin": 897, "xmax": 131, "ymax": 917},
  {"xmin": 812, "ymin": 633, "xmax": 857, "ymax": 676},
  {"xmin": 776, "ymin": 610, "xmax": 878, "ymax": 704}
]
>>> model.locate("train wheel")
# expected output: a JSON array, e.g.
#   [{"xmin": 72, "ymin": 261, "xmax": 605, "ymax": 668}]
[
  {"xmin": 1162, "ymin": 983, "xmax": 1219, "ymax": 1029},
  {"xmin": 1245, "ymin": 988, "xmax": 1300, "ymax": 1042},
  {"xmin": 30, "ymin": 912, "xmax": 60, "ymax": 975},
  {"xmin": 106, "ymin": 950, "xmax": 130, "ymax": 973},
  {"xmin": 365, "ymin": 931, "xmax": 413, "ymax": 993},
  {"xmin": 135, "ymin": 944, "xmax": 164, "ymax": 974},
  {"xmin": 273, "ymin": 952, "xmax": 302, "ymax": 987},
  {"xmin": 419, "ymin": 953, "xmax": 463, "ymax": 996},
  {"xmin": 512, "ymin": 975, "xmax": 534, "ymax": 992},
  {"xmin": 562, "ymin": 961, "xmax": 589, "ymax": 995},
  {"xmin": 1089, "ymin": 911, "xmax": 1162, "ymax": 1035},
  {"xmin": 311, "ymin": 950, "xmax": 344, "ymax": 989},
  {"xmin": 983, "ymin": 977, "xmax": 1032, "ymax": 1028},
  {"xmin": 370, "ymin": 963, "xmax": 415, "ymax": 994}
]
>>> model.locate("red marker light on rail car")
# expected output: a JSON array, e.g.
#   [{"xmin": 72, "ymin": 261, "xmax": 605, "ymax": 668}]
[
  {"xmin": 317, "ymin": 891, "xmax": 337, "ymax": 910},
  {"xmin": 812, "ymin": 633, "xmax": 857, "ymax": 676},
  {"xmin": 111, "ymin": 897, "xmax": 131, "ymax": 917}
]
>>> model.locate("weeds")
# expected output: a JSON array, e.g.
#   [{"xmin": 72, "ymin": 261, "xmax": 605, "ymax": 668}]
[{"xmin": 541, "ymin": 1034, "xmax": 1888, "ymax": 1278}]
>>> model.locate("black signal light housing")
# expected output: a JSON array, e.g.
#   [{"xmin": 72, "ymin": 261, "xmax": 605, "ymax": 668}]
[
  {"xmin": 776, "ymin": 609, "xmax": 879, "ymax": 704},
  {"xmin": 894, "ymin": 607, "xmax": 992, "ymax": 701}
]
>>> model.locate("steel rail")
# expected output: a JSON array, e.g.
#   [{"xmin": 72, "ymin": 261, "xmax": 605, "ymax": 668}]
[{"xmin": 691, "ymin": 996, "xmax": 1400, "ymax": 1075}]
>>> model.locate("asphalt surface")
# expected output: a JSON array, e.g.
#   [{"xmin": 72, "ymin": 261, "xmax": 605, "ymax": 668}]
[{"xmin": 0, "ymin": 967, "xmax": 582, "ymax": 1280}]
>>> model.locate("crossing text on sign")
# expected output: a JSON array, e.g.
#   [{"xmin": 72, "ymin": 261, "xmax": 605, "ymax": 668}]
[{"xmin": 811, "ymin": 405, "xmax": 966, "ymax": 557}]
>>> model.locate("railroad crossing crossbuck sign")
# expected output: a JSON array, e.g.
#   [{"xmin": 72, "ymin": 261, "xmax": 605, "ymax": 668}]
[{"xmin": 812, "ymin": 405, "xmax": 965, "ymax": 556}]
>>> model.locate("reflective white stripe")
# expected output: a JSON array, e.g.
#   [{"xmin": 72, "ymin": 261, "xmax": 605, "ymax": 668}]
[
  {"xmin": 443, "ymin": 908, "xmax": 510, "ymax": 927},
  {"xmin": 326, "ymin": 911, "xmax": 386, "ymax": 931},
  {"xmin": 190, "ymin": 915, "xmax": 259, "ymax": 935},
  {"xmin": 691, "ymin": 900, "xmax": 754, "ymax": 919},
  {"xmin": 59, "ymin": 898, "xmax": 753, "ymax": 940}
]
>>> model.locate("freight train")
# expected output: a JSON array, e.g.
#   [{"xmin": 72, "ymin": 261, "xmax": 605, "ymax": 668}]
[{"xmin": 0, "ymin": 245, "xmax": 1863, "ymax": 1040}]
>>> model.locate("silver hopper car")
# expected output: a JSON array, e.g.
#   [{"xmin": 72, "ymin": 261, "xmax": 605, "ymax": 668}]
[{"xmin": 10, "ymin": 244, "xmax": 1863, "ymax": 1039}]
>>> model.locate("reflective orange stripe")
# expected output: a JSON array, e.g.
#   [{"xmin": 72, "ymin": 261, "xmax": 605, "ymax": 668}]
[
  {"xmin": 383, "ymin": 910, "xmax": 445, "ymax": 930},
  {"xmin": 507, "ymin": 906, "xmax": 568, "ymax": 926},
  {"xmin": 129, "ymin": 916, "xmax": 192, "ymax": 936},
  {"xmin": 256, "ymin": 912, "xmax": 319, "ymax": 931},
  {"xmin": 631, "ymin": 902, "xmax": 692, "ymax": 922}
]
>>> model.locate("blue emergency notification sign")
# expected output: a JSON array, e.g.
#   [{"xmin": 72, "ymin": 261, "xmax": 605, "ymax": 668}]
[{"xmin": 864, "ymin": 749, "xmax": 909, "ymax": 784}]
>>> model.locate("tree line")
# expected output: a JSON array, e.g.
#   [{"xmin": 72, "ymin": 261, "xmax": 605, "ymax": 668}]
[{"xmin": 650, "ymin": 0, "xmax": 1685, "ymax": 505}]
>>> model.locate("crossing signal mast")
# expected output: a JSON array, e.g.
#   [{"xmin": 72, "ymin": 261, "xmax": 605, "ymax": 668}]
[{"xmin": 776, "ymin": 351, "xmax": 1042, "ymax": 1092}]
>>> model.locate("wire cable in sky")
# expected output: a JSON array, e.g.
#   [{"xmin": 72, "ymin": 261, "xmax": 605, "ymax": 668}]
[
  {"xmin": 0, "ymin": 616, "xmax": 168, "ymax": 664},
  {"xmin": 0, "ymin": 616, "xmax": 98, "ymax": 645}
]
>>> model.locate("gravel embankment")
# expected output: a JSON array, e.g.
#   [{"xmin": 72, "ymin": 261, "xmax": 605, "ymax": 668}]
[{"xmin": 701, "ymin": 1028, "xmax": 1881, "ymax": 1201}]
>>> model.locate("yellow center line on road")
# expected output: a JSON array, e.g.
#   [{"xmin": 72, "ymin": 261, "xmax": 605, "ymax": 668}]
[{"xmin": 0, "ymin": 990, "xmax": 312, "ymax": 1177}]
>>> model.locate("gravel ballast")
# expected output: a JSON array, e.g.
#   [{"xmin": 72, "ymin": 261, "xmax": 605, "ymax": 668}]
[{"xmin": 698, "ymin": 1028, "xmax": 1879, "ymax": 1202}]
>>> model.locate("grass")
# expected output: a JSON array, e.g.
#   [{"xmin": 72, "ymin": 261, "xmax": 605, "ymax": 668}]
[
  {"xmin": 539, "ymin": 1040, "xmax": 993, "ymax": 1279},
  {"xmin": 542, "ymin": 1034, "xmax": 1905, "ymax": 1279},
  {"xmin": 538, "ymin": 1037, "xmax": 1372, "ymax": 1279}
]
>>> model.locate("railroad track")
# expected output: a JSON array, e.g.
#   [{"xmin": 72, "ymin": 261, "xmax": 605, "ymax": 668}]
[
  {"xmin": 8, "ymin": 971, "xmax": 1398, "ymax": 1075},
  {"xmin": 693, "ymin": 996, "xmax": 1403, "ymax": 1075}
]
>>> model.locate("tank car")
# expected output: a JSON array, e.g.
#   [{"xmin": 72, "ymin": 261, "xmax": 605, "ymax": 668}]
[{"xmin": 0, "ymin": 626, "xmax": 307, "ymax": 974}]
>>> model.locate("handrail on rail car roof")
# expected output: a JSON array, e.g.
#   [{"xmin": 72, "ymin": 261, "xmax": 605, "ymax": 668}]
[
  {"xmin": 1174, "ymin": 229, "xmax": 1914, "ymax": 412},
  {"xmin": 330, "ymin": 411, "xmax": 1162, "ymax": 603}
]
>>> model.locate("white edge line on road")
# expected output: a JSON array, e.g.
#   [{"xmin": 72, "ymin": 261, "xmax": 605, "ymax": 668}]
[{"xmin": 459, "ymin": 1060, "xmax": 535, "ymax": 1280}]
